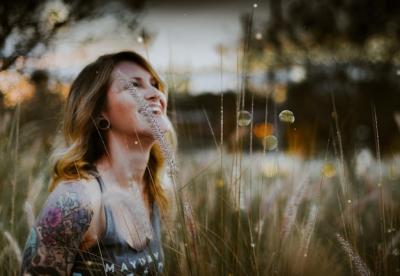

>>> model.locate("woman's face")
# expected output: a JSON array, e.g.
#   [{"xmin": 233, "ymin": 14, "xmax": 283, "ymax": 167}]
[{"xmin": 102, "ymin": 61, "xmax": 170, "ymax": 140}]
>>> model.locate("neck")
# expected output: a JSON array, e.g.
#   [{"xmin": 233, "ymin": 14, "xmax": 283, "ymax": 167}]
[{"xmin": 95, "ymin": 131, "xmax": 155, "ymax": 190}]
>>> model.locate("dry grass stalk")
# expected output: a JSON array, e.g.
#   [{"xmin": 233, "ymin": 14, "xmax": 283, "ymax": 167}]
[{"xmin": 336, "ymin": 233, "xmax": 372, "ymax": 276}]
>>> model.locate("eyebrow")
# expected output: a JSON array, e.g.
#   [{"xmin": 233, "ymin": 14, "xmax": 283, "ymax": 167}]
[{"xmin": 130, "ymin": 76, "xmax": 157, "ymax": 83}]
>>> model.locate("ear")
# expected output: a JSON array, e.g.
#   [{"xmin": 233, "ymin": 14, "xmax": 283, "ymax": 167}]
[
  {"xmin": 100, "ymin": 93, "xmax": 111, "ymax": 120},
  {"xmin": 100, "ymin": 110, "xmax": 108, "ymax": 119},
  {"xmin": 95, "ymin": 106, "xmax": 110, "ymax": 128}
]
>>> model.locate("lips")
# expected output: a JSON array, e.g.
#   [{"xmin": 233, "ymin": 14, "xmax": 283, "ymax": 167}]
[
  {"xmin": 148, "ymin": 103, "xmax": 163, "ymax": 115},
  {"xmin": 151, "ymin": 107, "xmax": 162, "ymax": 115}
]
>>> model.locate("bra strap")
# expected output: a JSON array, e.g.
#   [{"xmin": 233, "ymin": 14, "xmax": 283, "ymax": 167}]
[{"xmin": 95, "ymin": 175, "xmax": 104, "ymax": 193}]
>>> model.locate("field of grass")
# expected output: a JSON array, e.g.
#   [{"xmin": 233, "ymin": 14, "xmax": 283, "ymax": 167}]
[
  {"xmin": 0, "ymin": 105, "xmax": 399, "ymax": 276},
  {"xmin": 162, "ymin": 148, "xmax": 400, "ymax": 276}
]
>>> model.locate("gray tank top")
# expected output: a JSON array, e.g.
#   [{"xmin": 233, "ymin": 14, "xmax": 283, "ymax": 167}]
[{"xmin": 71, "ymin": 168, "xmax": 164, "ymax": 275}]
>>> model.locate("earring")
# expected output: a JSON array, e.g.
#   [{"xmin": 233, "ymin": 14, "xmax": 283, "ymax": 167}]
[{"xmin": 97, "ymin": 116, "xmax": 110, "ymax": 130}]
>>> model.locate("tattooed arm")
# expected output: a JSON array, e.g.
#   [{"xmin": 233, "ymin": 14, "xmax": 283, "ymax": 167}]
[{"xmin": 20, "ymin": 181, "xmax": 94, "ymax": 276}]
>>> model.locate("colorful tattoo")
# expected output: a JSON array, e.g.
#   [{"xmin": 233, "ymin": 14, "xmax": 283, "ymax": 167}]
[{"xmin": 20, "ymin": 182, "xmax": 94, "ymax": 276}]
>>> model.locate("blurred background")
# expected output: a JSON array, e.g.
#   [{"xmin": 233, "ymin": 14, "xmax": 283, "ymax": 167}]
[
  {"xmin": 1, "ymin": 0, "xmax": 400, "ymax": 275},
  {"xmin": 1, "ymin": 0, "xmax": 399, "ymax": 154}
]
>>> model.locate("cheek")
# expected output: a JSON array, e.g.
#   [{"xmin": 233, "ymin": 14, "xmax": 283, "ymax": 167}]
[{"xmin": 106, "ymin": 93, "xmax": 138, "ymax": 122}]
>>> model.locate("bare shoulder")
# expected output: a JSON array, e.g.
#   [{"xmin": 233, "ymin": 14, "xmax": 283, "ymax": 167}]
[
  {"xmin": 43, "ymin": 179, "xmax": 94, "ymax": 238},
  {"xmin": 55, "ymin": 177, "xmax": 102, "ymax": 205},
  {"xmin": 42, "ymin": 179, "xmax": 98, "ymax": 218},
  {"xmin": 40, "ymin": 177, "xmax": 104, "ymax": 238},
  {"xmin": 20, "ymin": 177, "xmax": 100, "ymax": 275},
  {"xmin": 41, "ymin": 178, "xmax": 96, "ymax": 222}
]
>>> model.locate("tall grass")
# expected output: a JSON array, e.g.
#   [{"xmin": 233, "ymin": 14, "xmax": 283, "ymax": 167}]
[
  {"xmin": 0, "ymin": 107, "xmax": 51, "ymax": 275},
  {"xmin": 161, "ymin": 147, "xmax": 399, "ymax": 276},
  {"xmin": 0, "ymin": 90, "xmax": 399, "ymax": 276}
]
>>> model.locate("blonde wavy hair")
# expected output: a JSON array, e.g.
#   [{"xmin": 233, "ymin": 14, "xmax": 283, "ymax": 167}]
[{"xmin": 49, "ymin": 50, "xmax": 177, "ymax": 215}]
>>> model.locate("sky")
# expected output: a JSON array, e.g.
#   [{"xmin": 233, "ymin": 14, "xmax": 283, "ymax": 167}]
[{"xmin": 28, "ymin": 0, "xmax": 269, "ymax": 94}]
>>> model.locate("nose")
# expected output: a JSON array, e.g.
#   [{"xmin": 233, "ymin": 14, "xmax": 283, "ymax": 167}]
[
  {"xmin": 145, "ymin": 84, "xmax": 158, "ymax": 97},
  {"xmin": 144, "ymin": 86, "xmax": 161, "ymax": 102},
  {"xmin": 144, "ymin": 86, "xmax": 167, "ymax": 111}
]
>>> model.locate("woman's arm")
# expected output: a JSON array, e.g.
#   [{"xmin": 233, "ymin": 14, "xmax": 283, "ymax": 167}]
[{"xmin": 20, "ymin": 181, "xmax": 94, "ymax": 276}]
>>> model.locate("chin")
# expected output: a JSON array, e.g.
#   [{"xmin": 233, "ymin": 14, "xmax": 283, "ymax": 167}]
[
  {"xmin": 151, "ymin": 114, "xmax": 171, "ymax": 131},
  {"xmin": 136, "ymin": 117, "xmax": 170, "ymax": 138}
]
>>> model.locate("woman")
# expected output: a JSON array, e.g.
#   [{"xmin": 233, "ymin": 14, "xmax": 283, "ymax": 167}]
[{"xmin": 20, "ymin": 51, "xmax": 177, "ymax": 275}]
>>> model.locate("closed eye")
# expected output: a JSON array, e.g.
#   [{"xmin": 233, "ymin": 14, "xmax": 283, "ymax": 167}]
[
  {"xmin": 129, "ymin": 81, "xmax": 140, "ymax": 87},
  {"xmin": 131, "ymin": 80, "xmax": 159, "ymax": 89},
  {"xmin": 151, "ymin": 81, "xmax": 159, "ymax": 89},
  {"xmin": 124, "ymin": 76, "xmax": 162, "ymax": 91}
]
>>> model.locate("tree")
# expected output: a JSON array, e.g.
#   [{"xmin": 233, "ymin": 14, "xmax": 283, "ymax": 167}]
[
  {"xmin": 0, "ymin": 0, "xmax": 147, "ymax": 152},
  {"xmin": 249, "ymin": 0, "xmax": 400, "ymax": 63},
  {"xmin": 0, "ymin": 0, "xmax": 146, "ymax": 72}
]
